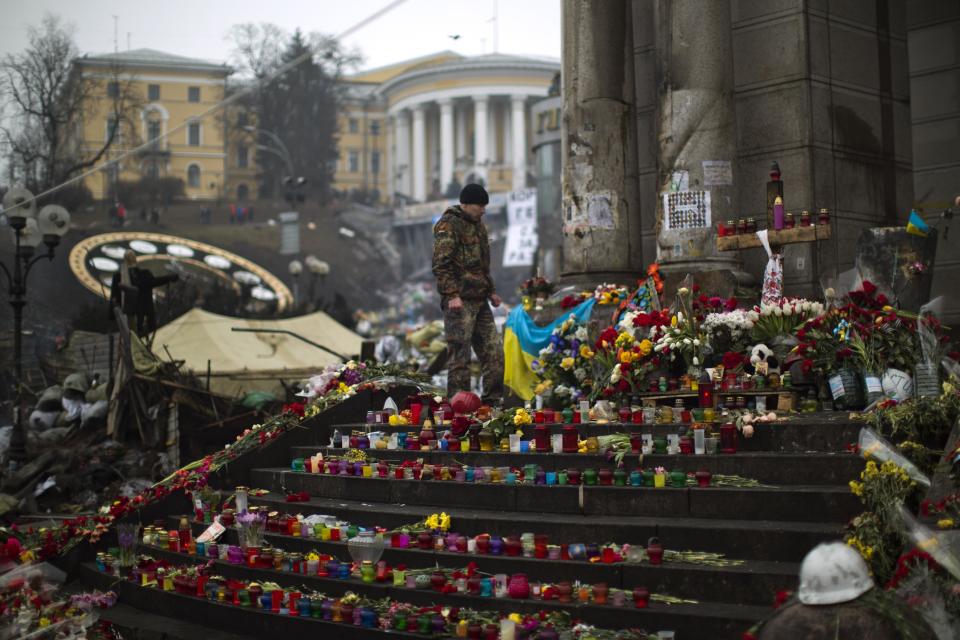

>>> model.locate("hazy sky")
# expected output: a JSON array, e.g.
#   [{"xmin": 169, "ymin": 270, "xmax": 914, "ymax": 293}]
[{"xmin": 0, "ymin": 0, "xmax": 561, "ymax": 71}]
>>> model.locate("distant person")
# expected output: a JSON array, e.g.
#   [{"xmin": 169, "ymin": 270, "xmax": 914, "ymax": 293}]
[
  {"xmin": 229, "ymin": 203, "xmax": 237, "ymax": 225},
  {"xmin": 246, "ymin": 205, "xmax": 254, "ymax": 223},
  {"xmin": 150, "ymin": 207, "xmax": 160, "ymax": 225},
  {"xmin": 109, "ymin": 249, "xmax": 179, "ymax": 335},
  {"xmin": 140, "ymin": 207, "xmax": 148, "ymax": 222},
  {"xmin": 237, "ymin": 205, "xmax": 246, "ymax": 224},
  {"xmin": 116, "ymin": 202, "xmax": 127, "ymax": 227},
  {"xmin": 108, "ymin": 202, "xmax": 118, "ymax": 227}
]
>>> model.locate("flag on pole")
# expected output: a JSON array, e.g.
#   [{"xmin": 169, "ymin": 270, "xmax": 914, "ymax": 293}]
[{"xmin": 906, "ymin": 210, "xmax": 930, "ymax": 237}]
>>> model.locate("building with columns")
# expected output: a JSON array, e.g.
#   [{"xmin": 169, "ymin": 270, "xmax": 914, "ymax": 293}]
[{"xmin": 343, "ymin": 51, "xmax": 560, "ymax": 204}]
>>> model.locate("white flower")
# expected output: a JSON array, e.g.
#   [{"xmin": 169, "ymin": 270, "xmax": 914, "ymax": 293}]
[
  {"xmin": 610, "ymin": 364, "xmax": 622, "ymax": 383},
  {"xmin": 575, "ymin": 326, "xmax": 589, "ymax": 341},
  {"xmin": 773, "ymin": 307, "xmax": 783, "ymax": 316},
  {"xmin": 693, "ymin": 339, "xmax": 700, "ymax": 346},
  {"xmin": 783, "ymin": 305, "xmax": 792, "ymax": 316},
  {"xmin": 692, "ymin": 357, "xmax": 699, "ymax": 366},
  {"xmin": 678, "ymin": 287, "xmax": 689, "ymax": 296},
  {"xmin": 574, "ymin": 367, "xmax": 587, "ymax": 381},
  {"xmin": 683, "ymin": 338, "xmax": 692, "ymax": 345},
  {"xmin": 677, "ymin": 311, "xmax": 684, "ymax": 323}
]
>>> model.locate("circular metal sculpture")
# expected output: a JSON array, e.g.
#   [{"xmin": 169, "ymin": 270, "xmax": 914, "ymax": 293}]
[{"xmin": 68, "ymin": 231, "xmax": 293, "ymax": 312}]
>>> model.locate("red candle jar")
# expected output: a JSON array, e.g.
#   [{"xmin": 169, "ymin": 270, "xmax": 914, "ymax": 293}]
[
  {"xmin": 394, "ymin": 467, "xmax": 404, "ymax": 480},
  {"xmin": 534, "ymin": 425, "xmax": 549, "ymax": 452},
  {"xmin": 378, "ymin": 462, "xmax": 389, "ymax": 478},
  {"xmin": 647, "ymin": 538, "xmax": 664, "ymax": 565},
  {"xmin": 695, "ymin": 469, "xmax": 712, "ymax": 488},
  {"xmin": 430, "ymin": 571, "xmax": 447, "ymax": 591},
  {"xmin": 800, "ymin": 210, "xmax": 812, "ymax": 227},
  {"xmin": 818, "ymin": 208, "xmax": 830, "ymax": 225},
  {"xmin": 601, "ymin": 547, "xmax": 617, "ymax": 563},
  {"xmin": 633, "ymin": 586, "xmax": 650, "ymax": 608},
  {"xmin": 562, "ymin": 425, "xmax": 579, "ymax": 453},
  {"xmin": 785, "ymin": 212, "xmax": 796, "ymax": 229},
  {"xmin": 618, "ymin": 406, "xmax": 631, "ymax": 423},
  {"xmin": 535, "ymin": 543, "xmax": 547, "ymax": 559},
  {"xmin": 534, "ymin": 410, "xmax": 544, "ymax": 424},
  {"xmin": 467, "ymin": 576, "xmax": 482, "ymax": 594},
  {"xmin": 567, "ymin": 468, "xmax": 581, "ymax": 485},
  {"xmin": 556, "ymin": 582, "xmax": 573, "ymax": 603},
  {"xmin": 571, "ymin": 411, "xmax": 581, "ymax": 424},
  {"xmin": 630, "ymin": 434, "xmax": 642, "ymax": 453},
  {"xmin": 720, "ymin": 422, "xmax": 738, "ymax": 454},
  {"xmin": 508, "ymin": 574, "xmax": 530, "ymax": 599},
  {"xmin": 417, "ymin": 532, "xmax": 433, "ymax": 550},
  {"xmin": 631, "ymin": 410, "xmax": 643, "ymax": 424},
  {"xmin": 476, "ymin": 535, "xmax": 490, "ymax": 554},
  {"xmin": 504, "ymin": 537, "xmax": 522, "ymax": 557},
  {"xmin": 668, "ymin": 378, "xmax": 680, "ymax": 391},
  {"xmin": 598, "ymin": 468, "xmax": 613, "ymax": 486},
  {"xmin": 679, "ymin": 436, "xmax": 693, "ymax": 455}
]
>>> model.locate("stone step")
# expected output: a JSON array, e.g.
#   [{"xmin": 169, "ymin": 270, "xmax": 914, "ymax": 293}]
[
  {"xmin": 168, "ymin": 517, "xmax": 797, "ymax": 606},
  {"xmin": 249, "ymin": 468, "xmax": 861, "ymax": 523},
  {"xmin": 292, "ymin": 446, "xmax": 864, "ymax": 485},
  {"xmin": 329, "ymin": 413, "xmax": 862, "ymax": 452},
  {"xmin": 81, "ymin": 556, "xmax": 769, "ymax": 639},
  {"xmin": 241, "ymin": 494, "xmax": 844, "ymax": 562}
]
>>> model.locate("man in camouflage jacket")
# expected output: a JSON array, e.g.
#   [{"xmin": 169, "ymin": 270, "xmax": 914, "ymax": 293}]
[{"xmin": 432, "ymin": 184, "xmax": 504, "ymax": 405}]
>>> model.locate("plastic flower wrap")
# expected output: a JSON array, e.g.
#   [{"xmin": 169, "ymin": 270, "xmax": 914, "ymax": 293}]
[
  {"xmin": 857, "ymin": 428, "xmax": 930, "ymax": 487},
  {"xmin": 533, "ymin": 314, "xmax": 595, "ymax": 402},
  {"xmin": 701, "ymin": 309, "xmax": 757, "ymax": 354}
]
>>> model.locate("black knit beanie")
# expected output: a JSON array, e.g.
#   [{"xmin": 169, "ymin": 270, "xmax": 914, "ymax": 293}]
[{"xmin": 459, "ymin": 183, "xmax": 489, "ymax": 205}]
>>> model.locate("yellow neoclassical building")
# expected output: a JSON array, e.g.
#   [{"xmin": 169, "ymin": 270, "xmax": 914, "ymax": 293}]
[
  {"xmin": 74, "ymin": 49, "xmax": 232, "ymax": 201},
  {"xmin": 340, "ymin": 51, "xmax": 560, "ymax": 203},
  {"xmin": 73, "ymin": 49, "xmax": 558, "ymax": 204}
]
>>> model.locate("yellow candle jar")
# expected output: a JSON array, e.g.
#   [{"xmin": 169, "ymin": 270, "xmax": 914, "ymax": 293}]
[{"xmin": 654, "ymin": 473, "xmax": 666, "ymax": 488}]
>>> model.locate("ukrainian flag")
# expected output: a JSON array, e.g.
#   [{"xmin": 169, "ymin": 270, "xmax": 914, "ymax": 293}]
[
  {"xmin": 906, "ymin": 210, "xmax": 930, "ymax": 237},
  {"xmin": 503, "ymin": 298, "xmax": 596, "ymax": 400}
]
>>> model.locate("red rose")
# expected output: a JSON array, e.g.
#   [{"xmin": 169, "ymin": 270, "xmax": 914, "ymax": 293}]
[
  {"xmin": 724, "ymin": 297, "xmax": 737, "ymax": 311},
  {"xmin": 861, "ymin": 280, "xmax": 877, "ymax": 296},
  {"xmin": 837, "ymin": 347, "xmax": 853, "ymax": 360}
]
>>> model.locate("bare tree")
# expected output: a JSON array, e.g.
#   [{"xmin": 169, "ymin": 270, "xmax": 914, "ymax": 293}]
[{"xmin": 0, "ymin": 13, "xmax": 141, "ymax": 196}]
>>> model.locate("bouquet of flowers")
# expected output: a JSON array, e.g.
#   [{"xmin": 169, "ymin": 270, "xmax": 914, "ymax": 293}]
[
  {"xmin": 237, "ymin": 510, "xmax": 266, "ymax": 549},
  {"xmin": 617, "ymin": 308, "xmax": 671, "ymax": 342},
  {"xmin": 593, "ymin": 327, "xmax": 656, "ymax": 401},
  {"xmin": 652, "ymin": 288, "xmax": 705, "ymax": 373},
  {"xmin": 701, "ymin": 309, "xmax": 757, "ymax": 354},
  {"xmin": 750, "ymin": 298, "xmax": 825, "ymax": 344},
  {"xmin": 297, "ymin": 361, "xmax": 367, "ymax": 400},
  {"xmin": 593, "ymin": 283, "xmax": 630, "ymax": 306},
  {"xmin": 533, "ymin": 315, "xmax": 595, "ymax": 404},
  {"xmin": 519, "ymin": 276, "xmax": 556, "ymax": 299}
]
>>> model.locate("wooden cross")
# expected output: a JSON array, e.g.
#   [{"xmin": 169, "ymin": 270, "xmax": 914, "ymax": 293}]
[{"xmin": 715, "ymin": 224, "xmax": 831, "ymax": 252}]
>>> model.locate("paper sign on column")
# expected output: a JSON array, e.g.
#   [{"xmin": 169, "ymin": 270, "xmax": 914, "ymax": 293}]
[{"xmin": 503, "ymin": 189, "xmax": 538, "ymax": 267}]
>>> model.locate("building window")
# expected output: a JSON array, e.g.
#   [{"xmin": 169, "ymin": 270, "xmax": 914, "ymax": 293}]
[
  {"xmin": 348, "ymin": 118, "xmax": 358, "ymax": 134},
  {"xmin": 237, "ymin": 145, "xmax": 249, "ymax": 168},
  {"xmin": 187, "ymin": 164, "xmax": 201, "ymax": 188},
  {"xmin": 349, "ymin": 150, "xmax": 359, "ymax": 173},
  {"xmin": 188, "ymin": 122, "xmax": 201, "ymax": 146},
  {"xmin": 188, "ymin": 86, "xmax": 200, "ymax": 102},
  {"xmin": 107, "ymin": 81, "xmax": 119, "ymax": 98},
  {"xmin": 371, "ymin": 151, "xmax": 381, "ymax": 175},
  {"xmin": 237, "ymin": 111, "xmax": 249, "ymax": 127},
  {"xmin": 369, "ymin": 120, "xmax": 381, "ymax": 136},
  {"xmin": 147, "ymin": 120, "xmax": 162, "ymax": 149},
  {"xmin": 237, "ymin": 183, "xmax": 249, "ymax": 200},
  {"xmin": 148, "ymin": 84, "xmax": 160, "ymax": 101}
]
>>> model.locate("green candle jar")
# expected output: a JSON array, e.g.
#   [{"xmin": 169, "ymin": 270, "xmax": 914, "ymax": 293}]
[
  {"xmin": 394, "ymin": 613, "xmax": 407, "ymax": 631},
  {"xmin": 418, "ymin": 615, "xmax": 432, "ymax": 633},
  {"xmin": 613, "ymin": 469, "xmax": 627, "ymax": 486},
  {"xmin": 360, "ymin": 561, "xmax": 375, "ymax": 583},
  {"xmin": 557, "ymin": 471, "xmax": 568, "ymax": 485},
  {"xmin": 583, "ymin": 469, "xmax": 598, "ymax": 485},
  {"xmin": 642, "ymin": 471, "xmax": 655, "ymax": 487},
  {"xmin": 669, "ymin": 470, "xmax": 687, "ymax": 488},
  {"xmin": 653, "ymin": 438, "xmax": 668, "ymax": 454}
]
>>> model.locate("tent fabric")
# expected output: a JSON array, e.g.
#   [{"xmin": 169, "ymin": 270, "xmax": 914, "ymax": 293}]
[{"xmin": 153, "ymin": 308, "xmax": 362, "ymax": 395}]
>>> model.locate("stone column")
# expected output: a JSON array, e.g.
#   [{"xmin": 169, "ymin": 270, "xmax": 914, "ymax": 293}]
[
  {"xmin": 455, "ymin": 101, "xmax": 467, "ymax": 175},
  {"xmin": 561, "ymin": 0, "xmax": 643, "ymax": 282},
  {"xmin": 655, "ymin": 0, "xmax": 740, "ymax": 278},
  {"xmin": 412, "ymin": 104, "xmax": 427, "ymax": 202},
  {"xmin": 511, "ymin": 95, "xmax": 528, "ymax": 191},
  {"xmin": 473, "ymin": 96, "xmax": 489, "ymax": 182},
  {"xmin": 439, "ymin": 99, "xmax": 455, "ymax": 194},
  {"xmin": 394, "ymin": 109, "xmax": 411, "ymax": 197}
]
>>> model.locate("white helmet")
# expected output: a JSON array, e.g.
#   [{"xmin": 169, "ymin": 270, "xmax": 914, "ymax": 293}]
[{"xmin": 798, "ymin": 541, "xmax": 874, "ymax": 605}]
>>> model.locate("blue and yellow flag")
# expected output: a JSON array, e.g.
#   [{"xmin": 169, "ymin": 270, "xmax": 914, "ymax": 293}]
[
  {"xmin": 907, "ymin": 210, "xmax": 930, "ymax": 237},
  {"xmin": 503, "ymin": 298, "xmax": 596, "ymax": 400}
]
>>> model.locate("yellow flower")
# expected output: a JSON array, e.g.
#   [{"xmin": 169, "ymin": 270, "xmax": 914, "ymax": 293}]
[
  {"xmin": 425, "ymin": 514, "xmax": 440, "ymax": 530},
  {"xmin": 508, "ymin": 613, "xmax": 523, "ymax": 624},
  {"xmin": 439, "ymin": 512, "xmax": 451, "ymax": 531},
  {"xmin": 560, "ymin": 357, "xmax": 575, "ymax": 370},
  {"xmin": 579, "ymin": 344, "xmax": 594, "ymax": 359},
  {"xmin": 671, "ymin": 315, "xmax": 678, "ymax": 328},
  {"xmin": 937, "ymin": 518, "xmax": 955, "ymax": 530},
  {"xmin": 848, "ymin": 480, "xmax": 864, "ymax": 497},
  {"xmin": 513, "ymin": 408, "xmax": 532, "ymax": 425},
  {"xmin": 306, "ymin": 552, "xmax": 320, "ymax": 561},
  {"xmin": 39, "ymin": 618, "xmax": 51, "ymax": 628},
  {"xmin": 615, "ymin": 332, "xmax": 634, "ymax": 348},
  {"xmin": 637, "ymin": 339, "xmax": 653, "ymax": 356},
  {"xmin": 619, "ymin": 351, "xmax": 634, "ymax": 365},
  {"xmin": 338, "ymin": 382, "xmax": 351, "ymax": 393}
]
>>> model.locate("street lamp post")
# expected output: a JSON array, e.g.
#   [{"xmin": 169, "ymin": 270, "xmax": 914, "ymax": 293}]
[
  {"xmin": 288, "ymin": 259, "xmax": 303, "ymax": 308},
  {"xmin": 304, "ymin": 254, "xmax": 330, "ymax": 308},
  {"xmin": 1, "ymin": 188, "xmax": 71, "ymax": 470}
]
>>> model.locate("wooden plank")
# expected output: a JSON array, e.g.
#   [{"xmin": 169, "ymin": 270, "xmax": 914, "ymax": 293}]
[{"xmin": 715, "ymin": 224, "xmax": 831, "ymax": 251}]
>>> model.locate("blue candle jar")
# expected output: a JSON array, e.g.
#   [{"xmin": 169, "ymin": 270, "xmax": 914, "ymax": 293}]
[
  {"xmin": 326, "ymin": 559, "xmax": 340, "ymax": 576},
  {"xmin": 465, "ymin": 468, "xmax": 475, "ymax": 482},
  {"xmin": 260, "ymin": 593, "xmax": 272, "ymax": 610},
  {"xmin": 568, "ymin": 543, "xmax": 586, "ymax": 560},
  {"xmin": 338, "ymin": 563, "xmax": 351, "ymax": 579},
  {"xmin": 545, "ymin": 471, "xmax": 557, "ymax": 485},
  {"xmin": 195, "ymin": 541, "xmax": 205, "ymax": 557},
  {"xmin": 480, "ymin": 578, "xmax": 493, "ymax": 597},
  {"xmin": 298, "ymin": 598, "xmax": 312, "ymax": 617},
  {"xmin": 630, "ymin": 470, "xmax": 642, "ymax": 486},
  {"xmin": 489, "ymin": 537, "xmax": 504, "ymax": 555},
  {"xmin": 361, "ymin": 608, "xmax": 378, "ymax": 628}
]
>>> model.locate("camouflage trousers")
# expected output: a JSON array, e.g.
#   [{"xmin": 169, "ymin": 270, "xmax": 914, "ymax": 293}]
[{"xmin": 443, "ymin": 298, "xmax": 504, "ymax": 405}]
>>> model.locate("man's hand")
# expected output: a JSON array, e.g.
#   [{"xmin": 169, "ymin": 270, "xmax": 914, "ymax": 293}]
[
  {"xmin": 447, "ymin": 296, "xmax": 464, "ymax": 311},
  {"xmin": 489, "ymin": 293, "xmax": 502, "ymax": 307}
]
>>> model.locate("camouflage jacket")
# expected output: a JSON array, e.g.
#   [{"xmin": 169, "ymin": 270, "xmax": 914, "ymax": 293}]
[{"xmin": 432, "ymin": 205, "xmax": 495, "ymax": 300}]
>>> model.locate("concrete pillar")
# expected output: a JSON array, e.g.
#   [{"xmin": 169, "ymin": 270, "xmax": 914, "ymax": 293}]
[
  {"xmin": 412, "ymin": 104, "xmax": 426, "ymax": 202},
  {"xmin": 439, "ymin": 99, "xmax": 455, "ymax": 194},
  {"xmin": 487, "ymin": 100, "xmax": 497, "ymax": 169},
  {"xmin": 503, "ymin": 104, "xmax": 513, "ymax": 164},
  {"xmin": 395, "ymin": 109, "xmax": 411, "ymax": 197},
  {"xmin": 561, "ymin": 0, "xmax": 643, "ymax": 281},
  {"xmin": 473, "ymin": 96, "xmax": 489, "ymax": 182},
  {"xmin": 655, "ymin": 0, "xmax": 739, "ymax": 276},
  {"xmin": 455, "ymin": 101, "xmax": 467, "ymax": 175},
  {"xmin": 511, "ymin": 95, "xmax": 527, "ymax": 191}
]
